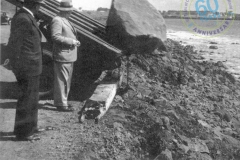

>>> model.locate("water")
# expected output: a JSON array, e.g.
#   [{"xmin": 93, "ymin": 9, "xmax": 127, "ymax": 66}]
[
  {"xmin": 166, "ymin": 18, "xmax": 240, "ymax": 78},
  {"xmin": 165, "ymin": 19, "xmax": 240, "ymax": 39}
]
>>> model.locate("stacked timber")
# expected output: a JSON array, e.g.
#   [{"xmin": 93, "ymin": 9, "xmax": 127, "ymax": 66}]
[{"xmin": 6, "ymin": 0, "xmax": 122, "ymax": 57}]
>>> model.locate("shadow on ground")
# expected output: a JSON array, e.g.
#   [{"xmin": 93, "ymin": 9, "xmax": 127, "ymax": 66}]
[{"xmin": 0, "ymin": 132, "xmax": 15, "ymax": 141}]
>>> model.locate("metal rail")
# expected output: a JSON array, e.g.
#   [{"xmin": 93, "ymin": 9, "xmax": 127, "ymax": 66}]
[
  {"xmin": 43, "ymin": 0, "xmax": 106, "ymax": 36},
  {"xmin": 47, "ymin": 0, "xmax": 106, "ymax": 30},
  {"xmin": 39, "ymin": 6, "xmax": 119, "ymax": 52}
]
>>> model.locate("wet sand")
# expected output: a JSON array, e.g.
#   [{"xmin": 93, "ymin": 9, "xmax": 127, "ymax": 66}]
[{"xmin": 167, "ymin": 29, "xmax": 240, "ymax": 79}]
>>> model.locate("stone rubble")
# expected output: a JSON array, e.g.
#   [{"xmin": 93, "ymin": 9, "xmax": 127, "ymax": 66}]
[{"xmin": 105, "ymin": 39, "xmax": 240, "ymax": 159}]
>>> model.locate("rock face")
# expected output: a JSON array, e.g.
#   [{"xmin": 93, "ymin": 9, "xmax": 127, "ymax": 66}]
[
  {"xmin": 106, "ymin": 0, "xmax": 167, "ymax": 54},
  {"xmin": 112, "ymin": 39, "xmax": 240, "ymax": 159}
]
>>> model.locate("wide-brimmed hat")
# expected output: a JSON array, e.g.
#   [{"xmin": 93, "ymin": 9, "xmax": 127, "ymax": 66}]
[
  {"xmin": 58, "ymin": 0, "xmax": 73, "ymax": 11},
  {"xmin": 24, "ymin": 0, "xmax": 46, "ymax": 5}
]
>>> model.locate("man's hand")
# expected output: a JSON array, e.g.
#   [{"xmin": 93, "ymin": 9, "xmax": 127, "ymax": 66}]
[{"xmin": 73, "ymin": 40, "xmax": 80, "ymax": 47}]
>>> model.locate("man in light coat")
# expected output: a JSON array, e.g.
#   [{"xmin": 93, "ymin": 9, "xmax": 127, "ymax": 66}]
[{"xmin": 51, "ymin": 0, "xmax": 80, "ymax": 111}]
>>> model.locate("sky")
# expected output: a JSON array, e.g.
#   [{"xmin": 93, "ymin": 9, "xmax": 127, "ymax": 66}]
[{"xmin": 69, "ymin": 0, "xmax": 240, "ymax": 14}]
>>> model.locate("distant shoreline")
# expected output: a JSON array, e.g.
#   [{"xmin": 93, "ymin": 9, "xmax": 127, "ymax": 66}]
[
  {"xmin": 167, "ymin": 29, "xmax": 240, "ymax": 79},
  {"xmin": 163, "ymin": 17, "xmax": 239, "ymax": 21}
]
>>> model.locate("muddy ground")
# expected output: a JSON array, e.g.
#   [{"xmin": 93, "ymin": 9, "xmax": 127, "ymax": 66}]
[{"xmin": 0, "ymin": 23, "xmax": 133, "ymax": 160}]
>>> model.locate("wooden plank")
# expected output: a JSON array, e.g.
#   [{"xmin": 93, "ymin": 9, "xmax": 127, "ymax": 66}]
[{"xmin": 79, "ymin": 72, "xmax": 122, "ymax": 123}]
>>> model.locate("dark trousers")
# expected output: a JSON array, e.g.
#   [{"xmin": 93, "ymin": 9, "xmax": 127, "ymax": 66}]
[{"xmin": 14, "ymin": 74, "xmax": 40, "ymax": 138}]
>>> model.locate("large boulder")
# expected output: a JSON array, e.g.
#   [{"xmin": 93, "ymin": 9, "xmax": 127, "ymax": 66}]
[{"xmin": 106, "ymin": 0, "xmax": 167, "ymax": 54}]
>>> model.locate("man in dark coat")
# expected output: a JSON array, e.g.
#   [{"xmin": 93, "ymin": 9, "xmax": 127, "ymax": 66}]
[{"xmin": 8, "ymin": 0, "xmax": 45, "ymax": 141}]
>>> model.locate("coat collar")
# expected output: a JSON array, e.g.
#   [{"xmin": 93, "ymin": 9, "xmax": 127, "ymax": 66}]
[
  {"xmin": 17, "ymin": 9, "xmax": 42, "ymax": 38},
  {"xmin": 22, "ymin": 7, "xmax": 34, "ymax": 18},
  {"xmin": 27, "ymin": 14, "xmax": 42, "ymax": 39},
  {"xmin": 61, "ymin": 17, "xmax": 77, "ymax": 36}
]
